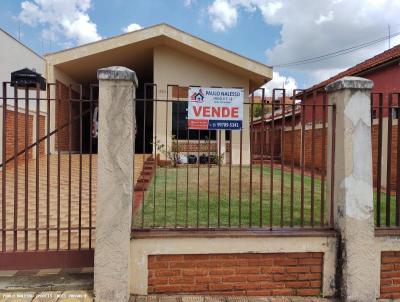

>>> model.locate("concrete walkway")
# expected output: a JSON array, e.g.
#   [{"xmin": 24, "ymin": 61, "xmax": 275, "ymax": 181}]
[{"xmin": 0, "ymin": 293, "xmax": 339, "ymax": 302}]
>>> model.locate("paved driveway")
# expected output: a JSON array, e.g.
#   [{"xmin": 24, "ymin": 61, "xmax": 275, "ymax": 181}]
[{"xmin": 0, "ymin": 154, "xmax": 147, "ymax": 251}]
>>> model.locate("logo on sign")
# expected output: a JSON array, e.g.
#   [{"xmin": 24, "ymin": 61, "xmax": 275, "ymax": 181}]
[{"xmin": 190, "ymin": 89, "xmax": 205, "ymax": 103}]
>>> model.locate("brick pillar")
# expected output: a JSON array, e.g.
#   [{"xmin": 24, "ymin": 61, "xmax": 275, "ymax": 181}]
[
  {"xmin": 326, "ymin": 76, "xmax": 378, "ymax": 301},
  {"xmin": 94, "ymin": 66, "xmax": 138, "ymax": 302}
]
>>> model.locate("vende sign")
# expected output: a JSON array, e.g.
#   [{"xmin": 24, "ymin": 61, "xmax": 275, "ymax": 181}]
[{"xmin": 188, "ymin": 87, "xmax": 244, "ymax": 130}]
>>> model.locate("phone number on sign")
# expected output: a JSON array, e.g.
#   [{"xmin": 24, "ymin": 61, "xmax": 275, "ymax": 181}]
[{"xmin": 208, "ymin": 121, "xmax": 242, "ymax": 129}]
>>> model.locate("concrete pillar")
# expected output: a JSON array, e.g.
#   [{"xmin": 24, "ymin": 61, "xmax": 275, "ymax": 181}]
[
  {"xmin": 326, "ymin": 76, "xmax": 378, "ymax": 301},
  {"xmin": 94, "ymin": 66, "xmax": 138, "ymax": 302}
]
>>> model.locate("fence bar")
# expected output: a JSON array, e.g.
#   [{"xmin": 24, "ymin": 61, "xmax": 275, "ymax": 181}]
[
  {"xmin": 259, "ymin": 89, "xmax": 265, "ymax": 227},
  {"xmin": 78, "ymin": 85, "xmax": 83, "ymax": 249},
  {"xmin": 89, "ymin": 85, "xmax": 94, "ymax": 249},
  {"xmin": 330, "ymin": 105, "xmax": 336, "ymax": 227},
  {"xmin": 311, "ymin": 91, "xmax": 316, "ymax": 227},
  {"xmin": 67, "ymin": 85, "xmax": 72, "ymax": 249},
  {"xmin": 396, "ymin": 94, "xmax": 400, "ymax": 227},
  {"xmin": 270, "ymin": 93, "xmax": 275, "ymax": 230},
  {"xmin": 239, "ymin": 127, "xmax": 243, "ymax": 228},
  {"xmin": 300, "ymin": 93, "xmax": 306, "ymax": 227},
  {"xmin": 386, "ymin": 94, "xmax": 393, "ymax": 227},
  {"xmin": 46, "ymin": 84, "xmax": 51, "ymax": 249},
  {"xmin": 280, "ymin": 89, "xmax": 286, "ymax": 228},
  {"xmin": 320, "ymin": 93, "xmax": 327, "ymax": 226},
  {"xmin": 13, "ymin": 85, "xmax": 18, "ymax": 251},
  {"xmin": 249, "ymin": 93, "xmax": 254, "ymax": 227},
  {"xmin": 217, "ymin": 130, "xmax": 221, "ymax": 228},
  {"xmin": 35, "ymin": 83, "xmax": 40, "ymax": 250},
  {"xmin": 290, "ymin": 90, "xmax": 298, "ymax": 227},
  {"xmin": 2, "ymin": 83, "xmax": 6, "ymax": 252},
  {"xmin": 376, "ymin": 93, "xmax": 383, "ymax": 227},
  {"xmin": 24, "ymin": 87, "xmax": 29, "ymax": 251},
  {"xmin": 56, "ymin": 82, "xmax": 61, "ymax": 250}
]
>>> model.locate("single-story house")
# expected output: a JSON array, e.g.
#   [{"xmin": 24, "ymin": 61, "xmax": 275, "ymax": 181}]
[{"xmin": 44, "ymin": 23, "xmax": 273, "ymax": 165}]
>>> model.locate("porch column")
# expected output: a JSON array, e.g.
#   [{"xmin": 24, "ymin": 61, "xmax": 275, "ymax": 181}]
[
  {"xmin": 326, "ymin": 76, "xmax": 378, "ymax": 301},
  {"xmin": 94, "ymin": 66, "xmax": 138, "ymax": 302}
]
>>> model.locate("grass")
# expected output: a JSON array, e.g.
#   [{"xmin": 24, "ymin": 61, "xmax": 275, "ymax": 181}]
[{"xmin": 133, "ymin": 164, "xmax": 327, "ymax": 228}]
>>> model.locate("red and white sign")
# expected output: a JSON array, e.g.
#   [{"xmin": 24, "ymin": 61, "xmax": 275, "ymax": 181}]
[{"xmin": 187, "ymin": 87, "xmax": 243, "ymax": 130}]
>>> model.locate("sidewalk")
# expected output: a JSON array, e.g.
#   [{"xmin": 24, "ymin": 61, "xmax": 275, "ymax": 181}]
[{"xmin": 0, "ymin": 292, "xmax": 338, "ymax": 302}]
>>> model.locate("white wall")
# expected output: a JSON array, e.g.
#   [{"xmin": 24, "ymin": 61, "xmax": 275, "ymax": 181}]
[
  {"xmin": 0, "ymin": 28, "xmax": 47, "ymax": 159},
  {"xmin": 0, "ymin": 28, "xmax": 45, "ymax": 98}
]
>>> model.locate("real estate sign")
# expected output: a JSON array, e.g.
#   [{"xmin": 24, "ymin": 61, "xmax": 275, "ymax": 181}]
[{"xmin": 187, "ymin": 87, "xmax": 244, "ymax": 130}]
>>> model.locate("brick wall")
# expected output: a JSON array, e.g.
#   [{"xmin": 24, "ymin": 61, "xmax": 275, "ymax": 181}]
[
  {"xmin": 381, "ymin": 251, "xmax": 400, "ymax": 299},
  {"xmin": 56, "ymin": 81, "xmax": 80, "ymax": 152},
  {"xmin": 148, "ymin": 253, "xmax": 323, "ymax": 296},
  {"xmin": 4, "ymin": 109, "xmax": 46, "ymax": 161},
  {"xmin": 281, "ymin": 126, "xmax": 327, "ymax": 172}
]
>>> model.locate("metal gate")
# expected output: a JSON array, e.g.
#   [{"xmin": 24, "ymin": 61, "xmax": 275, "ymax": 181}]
[{"xmin": 0, "ymin": 82, "xmax": 97, "ymax": 269}]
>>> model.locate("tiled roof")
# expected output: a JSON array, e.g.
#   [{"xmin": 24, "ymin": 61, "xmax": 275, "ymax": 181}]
[{"xmin": 306, "ymin": 44, "xmax": 400, "ymax": 93}]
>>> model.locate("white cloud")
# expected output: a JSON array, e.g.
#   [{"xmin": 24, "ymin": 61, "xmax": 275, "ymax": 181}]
[
  {"xmin": 315, "ymin": 11, "xmax": 333, "ymax": 25},
  {"xmin": 207, "ymin": 0, "xmax": 400, "ymax": 87},
  {"xmin": 184, "ymin": 0, "xmax": 197, "ymax": 7},
  {"xmin": 256, "ymin": 71, "xmax": 297, "ymax": 97},
  {"xmin": 122, "ymin": 23, "xmax": 142, "ymax": 33},
  {"xmin": 18, "ymin": 0, "xmax": 101, "ymax": 46},
  {"xmin": 208, "ymin": 0, "xmax": 238, "ymax": 32}
]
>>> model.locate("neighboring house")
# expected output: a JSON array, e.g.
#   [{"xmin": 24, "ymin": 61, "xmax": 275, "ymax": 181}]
[
  {"xmin": 301, "ymin": 44, "xmax": 400, "ymax": 123},
  {"xmin": 0, "ymin": 28, "xmax": 47, "ymax": 161},
  {"xmin": 44, "ymin": 23, "xmax": 273, "ymax": 165},
  {"xmin": 262, "ymin": 45, "xmax": 400, "ymax": 184}
]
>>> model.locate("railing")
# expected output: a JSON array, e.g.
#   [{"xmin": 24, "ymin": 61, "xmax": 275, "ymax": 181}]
[
  {"xmin": 132, "ymin": 86, "xmax": 336, "ymax": 231},
  {"xmin": 0, "ymin": 82, "xmax": 96, "ymax": 265},
  {"xmin": 372, "ymin": 92, "xmax": 400, "ymax": 230}
]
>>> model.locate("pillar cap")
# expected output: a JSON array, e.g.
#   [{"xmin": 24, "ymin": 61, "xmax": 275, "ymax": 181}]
[
  {"xmin": 325, "ymin": 76, "xmax": 373, "ymax": 92},
  {"xmin": 97, "ymin": 66, "xmax": 138, "ymax": 87}
]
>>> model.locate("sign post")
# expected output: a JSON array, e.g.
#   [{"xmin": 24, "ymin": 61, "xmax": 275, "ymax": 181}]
[{"xmin": 188, "ymin": 87, "xmax": 244, "ymax": 130}]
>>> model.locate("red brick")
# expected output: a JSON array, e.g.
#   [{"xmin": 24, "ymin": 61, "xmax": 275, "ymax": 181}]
[
  {"xmin": 155, "ymin": 255, "xmax": 184, "ymax": 261},
  {"xmin": 310, "ymin": 280, "xmax": 322, "ymax": 288},
  {"xmin": 182, "ymin": 269, "xmax": 208, "ymax": 276},
  {"xmin": 168, "ymin": 277, "xmax": 194, "ymax": 285},
  {"xmin": 236, "ymin": 267, "xmax": 260, "ymax": 274},
  {"xmin": 261, "ymin": 266, "xmax": 285, "ymax": 274},
  {"xmin": 272, "ymin": 289, "xmax": 294, "ymax": 296},
  {"xmin": 381, "ymin": 285, "xmax": 400, "ymax": 293},
  {"xmin": 287, "ymin": 253, "xmax": 313, "ymax": 259},
  {"xmin": 287, "ymin": 266, "xmax": 310, "ymax": 273},
  {"xmin": 382, "ymin": 257, "xmax": 400, "ymax": 264},
  {"xmin": 209, "ymin": 269, "xmax": 235, "ymax": 275},
  {"xmin": 298, "ymin": 258, "xmax": 323, "ymax": 265},
  {"xmin": 155, "ymin": 270, "xmax": 180, "ymax": 277},
  {"xmin": 273, "ymin": 274, "xmax": 298, "ymax": 281},
  {"xmin": 209, "ymin": 283, "xmax": 234, "ymax": 291},
  {"xmin": 298, "ymin": 273, "xmax": 321, "ymax": 281},
  {"xmin": 274, "ymin": 259, "xmax": 298, "ymax": 266},
  {"xmin": 286, "ymin": 281, "xmax": 310, "ymax": 288},
  {"xmin": 183, "ymin": 254, "xmax": 209, "ymax": 260},
  {"xmin": 152, "ymin": 285, "xmax": 181, "ymax": 293},
  {"xmin": 148, "ymin": 278, "xmax": 168, "ymax": 286},
  {"xmin": 222, "ymin": 275, "xmax": 246, "ymax": 283},
  {"xmin": 247, "ymin": 275, "xmax": 271, "ymax": 282},
  {"xmin": 297, "ymin": 288, "xmax": 321, "ymax": 296},
  {"xmin": 196, "ymin": 276, "xmax": 221, "ymax": 284}
]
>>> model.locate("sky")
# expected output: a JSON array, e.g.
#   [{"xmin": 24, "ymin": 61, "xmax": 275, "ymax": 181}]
[{"xmin": 1, "ymin": 0, "xmax": 400, "ymax": 95}]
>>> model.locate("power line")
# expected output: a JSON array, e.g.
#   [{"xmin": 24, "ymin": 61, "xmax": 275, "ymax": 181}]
[{"xmin": 273, "ymin": 31, "xmax": 400, "ymax": 68}]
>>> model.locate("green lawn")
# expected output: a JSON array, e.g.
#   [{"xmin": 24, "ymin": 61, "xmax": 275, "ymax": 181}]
[{"xmin": 133, "ymin": 165, "xmax": 328, "ymax": 228}]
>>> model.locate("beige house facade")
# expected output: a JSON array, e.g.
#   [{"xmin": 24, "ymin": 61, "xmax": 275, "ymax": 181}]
[{"xmin": 44, "ymin": 24, "xmax": 272, "ymax": 164}]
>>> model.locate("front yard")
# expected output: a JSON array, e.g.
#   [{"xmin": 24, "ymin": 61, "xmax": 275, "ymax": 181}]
[
  {"xmin": 133, "ymin": 164, "xmax": 398, "ymax": 229},
  {"xmin": 133, "ymin": 164, "xmax": 325, "ymax": 228}
]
